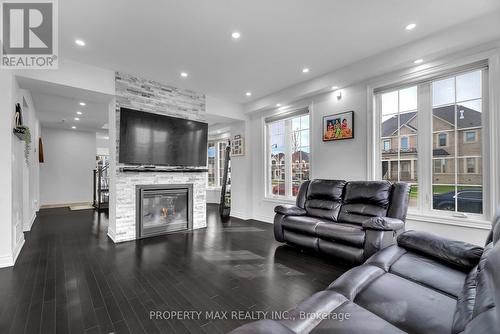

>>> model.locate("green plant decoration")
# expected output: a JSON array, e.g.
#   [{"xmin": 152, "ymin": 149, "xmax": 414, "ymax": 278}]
[{"xmin": 19, "ymin": 125, "xmax": 31, "ymax": 165}]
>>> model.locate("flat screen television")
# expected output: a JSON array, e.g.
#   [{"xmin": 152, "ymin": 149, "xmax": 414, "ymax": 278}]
[{"xmin": 119, "ymin": 108, "xmax": 208, "ymax": 167}]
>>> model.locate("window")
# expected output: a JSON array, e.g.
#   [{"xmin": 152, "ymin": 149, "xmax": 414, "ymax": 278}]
[
  {"xmin": 464, "ymin": 130, "xmax": 477, "ymax": 143},
  {"xmin": 267, "ymin": 111, "xmax": 310, "ymax": 198},
  {"xmin": 376, "ymin": 68, "xmax": 486, "ymax": 217},
  {"xmin": 207, "ymin": 143, "xmax": 216, "ymax": 186},
  {"xmin": 432, "ymin": 70, "xmax": 483, "ymax": 214},
  {"xmin": 380, "ymin": 86, "xmax": 418, "ymax": 207},
  {"xmin": 207, "ymin": 139, "xmax": 229, "ymax": 187},
  {"xmin": 465, "ymin": 157, "xmax": 477, "ymax": 174},
  {"xmin": 400, "ymin": 137, "xmax": 409, "ymax": 151},
  {"xmin": 383, "ymin": 139, "xmax": 391, "ymax": 152},
  {"xmin": 437, "ymin": 133, "xmax": 448, "ymax": 147}
]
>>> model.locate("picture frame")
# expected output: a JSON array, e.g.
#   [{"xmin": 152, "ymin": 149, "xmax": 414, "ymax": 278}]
[
  {"xmin": 231, "ymin": 134, "xmax": 245, "ymax": 156},
  {"xmin": 322, "ymin": 110, "xmax": 354, "ymax": 141}
]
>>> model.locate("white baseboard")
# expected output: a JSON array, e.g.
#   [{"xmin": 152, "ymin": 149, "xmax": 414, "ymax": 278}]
[
  {"xmin": 23, "ymin": 212, "xmax": 37, "ymax": 232},
  {"xmin": 0, "ymin": 238, "xmax": 25, "ymax": 268},
  {"xmin": 230, "ymin": 210, "xmax": 250, "ymax": 220},
  {"xmin": 40, "ymin": 201, "xmax": 92, "ymax": 209}
]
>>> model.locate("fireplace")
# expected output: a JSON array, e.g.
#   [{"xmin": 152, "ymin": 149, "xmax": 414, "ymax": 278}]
[{"xmin": 136, "ymin": 184, "xmax": 193, "ymax": 238}]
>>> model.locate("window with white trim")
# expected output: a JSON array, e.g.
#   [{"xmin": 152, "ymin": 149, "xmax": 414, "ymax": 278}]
[
  {"xmin": 266, "ymin": 109, "xmax": 310, "ymax": 198},
  {"xmin": 207, "ymin": 139, "xmax": 229, "ymax": 187},
  {"xmin": 375, "ymin": 68, "xmax": 487, "ymax": 217}
]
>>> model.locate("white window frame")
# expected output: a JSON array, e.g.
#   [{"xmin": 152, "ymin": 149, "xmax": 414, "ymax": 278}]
[
  {"xmin": 367, "ymin": 51, "xmax": 499, "ymax": 230},
  {"xmin": 383, "ymin": 139, "xmax": 391, "ymax": 152},
  {"xmin": 400, "ymin": 136, "xmax": 410, "ymax": 151},
  {"xmin": 264, "ymin": 108, "xmax": 311, "ymax": 202},
  {"xmin": 437, "ymin": 132, "xmax": 448, "ymax": 147},
  {"xmin": 464, "ymin": 130, "xmax": 478, "ymax": 143},
  {"xmin": 207, "ymin": 139, "xmax": 229, "ymax": 188}
]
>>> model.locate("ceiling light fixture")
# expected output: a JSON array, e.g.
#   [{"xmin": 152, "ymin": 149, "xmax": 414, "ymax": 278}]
[
  {"xmin": 232, "ymin": 32, "xmax": 241, "ymax": 39},
  {"xmin": 180, "ymin": 72, "xmax": 188, "ymax": 78},
  {"xmin": 302, "ymin": 68, "xmax": 310, "ymax": 73},
  {"xmin": 405, "ymin": 23, "xmax": 417, "ymax": 31},
  {"xmin": 245, "ymin": 92, "xmax": 252, "ymax": 97},
  {"xmin": 75, "ymin": 39, "xmax": 86, "ymax": 46},
  {"xmin": 74, "ymin": 117, "xmax": 80, "ymax": 121},
  {"xmin": 414, "ymin": 58, "xmax": 424, "ymax": 64},
  {"xmin": 76, "ymin": 111, "xmax": 82, "ymax": 115},
  {"xmin": 79, "ymin": 102, "xmax": 86, "ymax": 106},
  {"xmin": 331, "ymin": 86, "xmax": 339, "ymax": 90},
  {"xmin": 71, "ymin": 126, "xmax": 76, "ymax": 129}
]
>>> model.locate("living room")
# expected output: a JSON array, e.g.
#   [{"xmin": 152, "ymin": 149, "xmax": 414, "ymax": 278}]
[{"xmin": 1, "ymin": 1, "xmax": 500, "ymax": 333}]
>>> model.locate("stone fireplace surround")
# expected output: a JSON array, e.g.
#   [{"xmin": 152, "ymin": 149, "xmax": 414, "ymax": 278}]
[{"xmin": 111, "ymin": 72, "xmax": 207, "ymax": 243}]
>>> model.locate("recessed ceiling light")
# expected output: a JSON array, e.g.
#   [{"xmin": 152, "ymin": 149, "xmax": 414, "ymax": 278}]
[
  {"xmin": 331, "ymin": 86, "xmax": 339, "ymax": 90},
  {"xmin": 245, "ymin": 92, "xmax": 252, "ymax": 97},
  {"xmin": 76, "ymin": 111, "xmax": 82, "ymax": 115},
  {"xmin": 405, "ymin": 23, "xmax": 417, "ymax": 31},
  {"xmin": 302, "ymin": 68, "xmax": 310, "ymax": 73},
  {"xmin": 74, "ymin": 117, "xmax": 80, "ymax": 121},
  {"xmin": 79, "ymin": 102, "xmax": 86, "ymax": 106},
  {"xmin": 232, "ymin": 32, "xmax": 241, "ymax": 39},
  {"xmin": 75, "ymin": 39, "xmax": 86, "ymax": 46},
  {"xmin": 71, "ymin": 126, "xmax": 76, "ymax": 129},
  {"xmin": 414, "ymin": 58, "xmax": 424, "ymax": 64},
  {"xmin": 180, "ymin": 72, "xmax": 188, "ymax": 78},
  {"xmin": 276, "ymin": 104, "xmax": 282, "ymax": 107}
]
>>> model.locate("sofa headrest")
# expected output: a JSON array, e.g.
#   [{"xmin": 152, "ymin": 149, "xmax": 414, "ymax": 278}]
[
  {"xmin": 306, "ymin": 179, "xmax": 346, "ymax": 201},
  {"xmin": 344, "ymin": 181, "xmax": 392, "ymax": 208}
]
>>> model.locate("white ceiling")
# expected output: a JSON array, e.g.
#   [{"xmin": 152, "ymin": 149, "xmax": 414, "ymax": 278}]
[
  {"xmin": 59, "ymin": 0, "xmax": 500, "ymax": 103},
  {"xmin": 17, "ymin": 77, "xmax": 109, "ymax": 132}
]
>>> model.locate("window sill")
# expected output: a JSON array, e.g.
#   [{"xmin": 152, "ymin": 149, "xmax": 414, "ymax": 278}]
[
  {"xmin": 406, "ymin": 211, "xmax": 491, "ymax": 230},
  {"xmin": 262, "ymin": 197, "xmax": 296, "ymax": 205}
]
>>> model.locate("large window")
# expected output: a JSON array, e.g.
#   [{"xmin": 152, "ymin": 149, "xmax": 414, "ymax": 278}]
[
  {"xmin": 380, "ymin": 85, "xmax": 419, "ymax": 207},
  {"xmin": 376, "ymin": 68, "xmax": 487, "ymax": 217},
  {"xmin": 432, "ymin": 70, "xmax": 483, "ymax": 214},
  {"xmin": 267, "ymin": 111, "xmax": 310, "ymax": 198},
  {"xmin": 207, "ymin": 139, "xmax": 229, "ymax": 187}
]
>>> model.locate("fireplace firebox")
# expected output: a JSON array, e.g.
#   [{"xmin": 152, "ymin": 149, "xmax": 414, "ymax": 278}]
[{"xmin": 136, "ymin": 184, "xmax": 193, "ymax": 238}]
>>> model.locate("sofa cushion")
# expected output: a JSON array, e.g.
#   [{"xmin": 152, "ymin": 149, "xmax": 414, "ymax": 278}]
[
  {"xmin": 389, "ymin": 252, "xmax": 467, "ymax": 297},
  {"xmin": 398, "ymin": 230, "xmax": 483, "ymax": 272},
  {"xmin": 355, "ymin": 272, "xmax": 457, "ymax": 334},
  {"xmin": 337, "ymin": 181, "xmax": 392, "ymax": 225},
  {"xmin": 305, "ymin": 179, "xmax": 346, "ymax": 221},
  {"xmin": 310, "ymin": 301, "xmax": 406, "ymax": 334},
  {"xmin": 281, "ymin": 216, "xmax": 320, "ymax": 235},
  {"xmin": 316, "ymin": 222, "xmax": 366, "ymax": 247},
  {"xmin": 343, "ymin": 181, "xmax": 392, "ymax": 207}
]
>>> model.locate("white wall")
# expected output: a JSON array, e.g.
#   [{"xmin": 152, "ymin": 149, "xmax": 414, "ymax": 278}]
[{"xmin": 40, "ymin": 127, "xmax": 96, "ymax": 206}]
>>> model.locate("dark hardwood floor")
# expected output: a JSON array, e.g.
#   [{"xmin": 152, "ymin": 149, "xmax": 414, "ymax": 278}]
[{"xmin": 0, "ymin": 204, "xmax": 349, "ymax": 334}]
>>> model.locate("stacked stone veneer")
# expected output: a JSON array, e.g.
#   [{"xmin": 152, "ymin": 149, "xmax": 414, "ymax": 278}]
[{"xmin": 114, "ymin": 72, "xmax": 207, "ymax": 242}]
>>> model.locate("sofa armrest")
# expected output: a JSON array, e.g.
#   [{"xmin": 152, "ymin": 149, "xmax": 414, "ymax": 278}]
[
  {"xmin": 362, "ymin": 217, "xmax": 405, "ymax": 231},
  {"xmin": 274, "ymin": 205, "xmax": 307, "ymax": 216},
  {"xmin": 398, "ymin": 230, "xmax": 484, "ymax": 271},
  {"xmin": 229, "ymin": 320, "xmax": 295, "ymax": 334}
]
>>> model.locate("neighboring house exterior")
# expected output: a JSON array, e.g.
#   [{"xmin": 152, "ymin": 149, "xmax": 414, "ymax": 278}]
[{"xmin": 381, "ymin": 105, "xmax": 482, "ymax": 186}]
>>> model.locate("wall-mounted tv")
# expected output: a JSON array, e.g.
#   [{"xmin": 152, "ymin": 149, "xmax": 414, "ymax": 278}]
[{"xmin": 119, "ymin": 108, "xmax": 208, "ymax": 167}]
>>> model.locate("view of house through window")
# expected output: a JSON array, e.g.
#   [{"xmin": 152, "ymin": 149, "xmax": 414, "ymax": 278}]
[
  {"xmin": 207, "ymin": 139, "xmax": 229, "ymax": 187},
  {"xmin": 268, "ymin": 113, "xmax": 310, "ymax": 197},
  {"xmin": 380, "ymin": 85, "xmax": 419, "ymax": 208},
  {"xmin": 377, "ymin": 68, "xmax": 485, "ymax": 216},
  {"xmin": 432, "ymin": 70, "xmax": 483, "ymax": 214}
]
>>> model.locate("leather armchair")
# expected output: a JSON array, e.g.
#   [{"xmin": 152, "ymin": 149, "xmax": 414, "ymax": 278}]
[{"xmin": 273, "ymin": 179, "xmax": 410, "ymax": 263}]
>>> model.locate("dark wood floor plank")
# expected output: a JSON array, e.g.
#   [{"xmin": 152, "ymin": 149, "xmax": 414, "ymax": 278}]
[{"xmin": 0, "ymin": 205, "xmax": 349, "ymax": 334}]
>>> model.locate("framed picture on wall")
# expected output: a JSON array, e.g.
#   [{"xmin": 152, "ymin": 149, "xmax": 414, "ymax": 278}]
[{"xmin": 323, "ymin": 110, "xmax": 354, "ymax": 141}]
